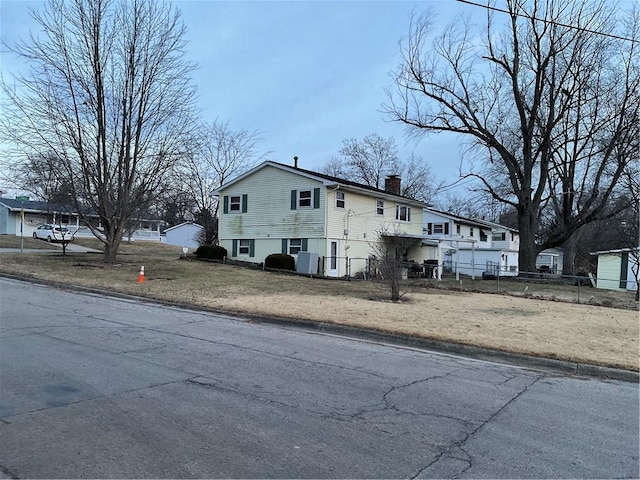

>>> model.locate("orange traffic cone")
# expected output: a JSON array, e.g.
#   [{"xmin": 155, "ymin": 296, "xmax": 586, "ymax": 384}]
[{"xmin": 137, "ymin": 265, "xmax": 145, "ymax": 284}]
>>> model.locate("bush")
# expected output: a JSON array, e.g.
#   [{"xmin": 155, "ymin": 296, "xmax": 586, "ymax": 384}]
[
  {"xmin": 196, "ymin": 244, "xmax": 227, "ymax": 260},
  {"xmin": 264, "ymin": 253, "xmax": 295, "ymax": 271}
]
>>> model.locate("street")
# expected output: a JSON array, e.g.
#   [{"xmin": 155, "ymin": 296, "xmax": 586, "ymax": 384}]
[{"xmin": 0, "ymin": 277, "xmax": 638, "ymax": 479}]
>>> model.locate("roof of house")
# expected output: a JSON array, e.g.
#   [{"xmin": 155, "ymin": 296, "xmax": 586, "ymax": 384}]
[
  {"xmin": 0, "ymin": 197, "xmax": 78, "ymax": 214},
  {"xmin": 472, "ymin": 217, "xmax": 519, "ymax": 233},
  {"xmin": 424, "ymin": 207, "xmax": 519, "ymax": 233},
  {"xmin": 164, "ymin": 222, "xmax": 204, "ymax": 232},
  {"xmin": 590, "ymin": 247, "xmax": 639, "ymax": 256},
  {"xmin": 214, "ymin": 161, "xmax": 430, "ymax": 207}
]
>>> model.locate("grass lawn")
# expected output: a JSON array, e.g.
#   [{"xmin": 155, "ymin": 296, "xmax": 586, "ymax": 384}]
[{"xmin": 1, "ymin": 235, "xmax": 638, "ymax": 371}]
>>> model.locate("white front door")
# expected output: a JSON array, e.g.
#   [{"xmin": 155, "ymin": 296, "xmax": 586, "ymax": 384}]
[{"xmin": 328, "ymin": 240, "xmax": 339, "ymax": 277}]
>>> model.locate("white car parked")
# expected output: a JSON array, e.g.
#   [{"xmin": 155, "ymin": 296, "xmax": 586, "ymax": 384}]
[{"xmin": 32, "ymin": 224, "xmax": 71, "ymax": 242}]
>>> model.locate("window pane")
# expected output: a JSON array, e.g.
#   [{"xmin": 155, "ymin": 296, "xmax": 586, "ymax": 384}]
[
  {"xmin": 336, "ymin": 192, "xmax": 345, "ymax": 208},
  {"xmin": 299, "ymin": 190, "xmax": 312, "ymax": 207},
  {"xmin": 396, "ymin": 205, "xmax": 410, "ymax": 221},
  {"xmin": 230, "ymin": 196, "xmax": 241, "ymax": 211},
  {"xmin": 289, "ymin": 238, "xmax": 302, "ymax": 255},
  {"xmin": 239, "ymin": 239, "xmax": 250, "ymax": 254},
  {"xmin": 330, "ymin": 241, "xmax": 337, "ymax": 269},
  {"xmin": 376, "ymin": 199, "xmax": 384, "ymax": 215}
]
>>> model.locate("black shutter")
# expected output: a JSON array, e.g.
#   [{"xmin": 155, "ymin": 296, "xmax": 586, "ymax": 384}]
[
  {"xmin": 242, "ymin": 194, "xmax": 248, "ymax": 213},
  {"xmin": 223, "ymin": 196, "xmax": 229, "ymax": 214},
  {"xmin": 291, "ymin": 190, "xmax": 297, "ymax": 210},
  {"xmin": 313, "ymin": 188, "xmax": 320, "ymax": 209}
]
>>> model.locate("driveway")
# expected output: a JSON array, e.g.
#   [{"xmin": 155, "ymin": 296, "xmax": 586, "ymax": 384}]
[
  {"xmin": 0, "ymin": 243, "xmax": 101, "ymax": 254},
  {"xmin": 1, "ymin": 277, "xmax": 638, "ymax": 478}
]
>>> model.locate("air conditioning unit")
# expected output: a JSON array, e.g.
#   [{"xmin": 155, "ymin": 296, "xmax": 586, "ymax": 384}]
[{"xmin": 296, "ymin": 251, "xmax": 318, "ymax": 275}]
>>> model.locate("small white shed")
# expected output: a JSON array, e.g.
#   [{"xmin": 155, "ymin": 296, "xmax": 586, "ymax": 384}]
[
  {"xmin": 591, "ymin": 248, "xmax": 638, "ymax": 292},
  {"xmin": 163, "ymin": 222, "xmax": 204, "ymax": 249}
]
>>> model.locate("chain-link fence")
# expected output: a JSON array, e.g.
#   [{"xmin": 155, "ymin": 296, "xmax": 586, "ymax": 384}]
[{"xmin": 318, "ymin": 257, "xmax": 637, "ymax": 309}]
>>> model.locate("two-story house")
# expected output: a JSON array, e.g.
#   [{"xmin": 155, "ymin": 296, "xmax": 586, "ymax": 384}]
[
  {"xmin": 422, "ymin": 209, "xmax": 520, "ymax": 277},
  {"xmin": 214, "ymin": 160, "xmax": 430, "ymax": 277}
]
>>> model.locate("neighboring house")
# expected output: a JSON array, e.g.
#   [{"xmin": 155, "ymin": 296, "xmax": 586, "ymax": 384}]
[
  {"xmin": 422, "ymin": 209, "xmax": 520, "ymax": 277},
  {"xmin": 591, "ymin": 248, "xmax": 639, "ymax": 292},
  {"xmin": 163, "ymin": 222, "xmax": 204, "ymax": 249},
  {"xmin": 214, "ymin": 160, "xmax": 429, "ymax": 277},
  {"xmin": 0, "ymin": 197, "xmax": 161, "ymax": 241},
  {"xmin": 536, "ymin": 247, "xmax": 564, "ymax": 275}
]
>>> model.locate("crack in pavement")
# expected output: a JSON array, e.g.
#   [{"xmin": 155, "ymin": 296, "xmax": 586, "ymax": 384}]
[
  {"xmin": 409, "ymin": 375, "xmax": 543, "ymax": 479},
  {"xmin": 185, "ymin": 376, "xmax": 338, "ymax": 420}
]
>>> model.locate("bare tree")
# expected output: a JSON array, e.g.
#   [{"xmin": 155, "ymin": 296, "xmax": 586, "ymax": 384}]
[
  {"xmin": 1, "ymin": 0, "xmax": 198, "ymax": 262},
  {"xmin": 385, "ymin": 0, "xmax": 639, "ymax": 273},
  {"xmin": 436, "ymin": 189, "xmax": 514, "ymax": 223},
  {"xmin": 178, "ymin": 119, "xmax": 268, "ymax": 244},
  {"xmin": 370, "ymin": 226, "xmax": 417, "ymax": 301},
  {"xmin": 322, "ymin": 133, "xmax": 441, "ymax": 202}
]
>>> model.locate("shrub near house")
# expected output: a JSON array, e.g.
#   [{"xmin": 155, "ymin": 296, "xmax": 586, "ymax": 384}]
[{"xmin": 196, "ymin": 245, "xmax": 227, "ymax": 260}]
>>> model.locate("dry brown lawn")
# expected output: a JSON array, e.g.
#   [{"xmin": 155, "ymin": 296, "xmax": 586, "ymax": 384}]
[{"xmin": 1, "ymin": 236, "xmax": 638, "ymax": 371}]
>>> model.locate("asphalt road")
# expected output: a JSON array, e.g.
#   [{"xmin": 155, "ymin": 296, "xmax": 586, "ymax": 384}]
[{"xmin": 0, "ymin": 278, "xmax": 638, "ymax": 479}]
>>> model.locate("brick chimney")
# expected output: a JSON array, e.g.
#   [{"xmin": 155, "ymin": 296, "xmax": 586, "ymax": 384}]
[{"xmin": 384, "ymin": 175, "xmax": 401, "ymax": 195}]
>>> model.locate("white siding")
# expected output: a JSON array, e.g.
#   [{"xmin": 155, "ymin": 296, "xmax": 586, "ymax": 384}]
[
  {"xmin": 164, "ymin": 224, "xmax": 203, "ymax": 248},
  {"xmin": 596, "ymin": 254, "xmax": 622, "ymax": 290},
  {"xmin": 596, "ymin": 252, "xmax": 638, "ymax": 291},
  {"xmin": 219, "ymin": 165, "xmax": 325, "ymax": 241}
]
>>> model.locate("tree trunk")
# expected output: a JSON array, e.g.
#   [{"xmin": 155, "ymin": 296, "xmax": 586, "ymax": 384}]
[
  {"xmin": 561, "ymin": 233, "xmax": 579, "ymax": 276},
  {"xmin": 102, "ymin": 222, "xmax": 123, "ymax": 263},
  {"xmin": 517, "ymin": 206, "xmax": 540, "ymax": 275}
]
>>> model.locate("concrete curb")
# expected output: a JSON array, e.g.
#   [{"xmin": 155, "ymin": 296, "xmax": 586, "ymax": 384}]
[{"xmin": 1, "ymin": 272, "xmax": 638, "ymax": 383}]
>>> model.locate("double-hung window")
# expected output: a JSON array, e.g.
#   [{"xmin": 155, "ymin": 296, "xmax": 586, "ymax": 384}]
[
  {"xmin": 283, "ymin": 238, "xmax": 308, "ymax": 255},
  {"xmin": 291, "ymin": 188, "xmax": 320, "ymax": 210},
  {"xmin": 289, "ymin": 238, "xmax": 303, "ymax": 255},
  {"xmin": 223, "ymin": 194, "xmax": 247, "ymax": 214},
  {"xmin": 299, "ymin": 190, "xmax": 312, "ymax": 208},
  {"xmin": 232, "ymin": 239, "xmax": 255, "ymax": 257},
  {"xmin": 229, "ymin": 196, "xmax": 242, "ymax": 212},
  {"xmin": 426, "ymin": 222, "xmax": 449, "ymax": 235},
  {"xmin": 238, "ymin": 239, "xmax": 251, "ymax": 255},
  {"xmin": 376, "ymin": 199, "xmax": 384, "ymax": 215},
  {"xmin": 336, "ymin": 191, "xmax": 345, "ymax": 209},
  {"xmin": 395, "ymin": 204, "xmax": 411, "ymax": 222}
]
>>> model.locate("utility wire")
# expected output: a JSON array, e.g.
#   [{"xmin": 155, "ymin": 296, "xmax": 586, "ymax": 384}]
[{"xmin": 455, "ymin": 0, "xmax": 638, "ymax": 43}]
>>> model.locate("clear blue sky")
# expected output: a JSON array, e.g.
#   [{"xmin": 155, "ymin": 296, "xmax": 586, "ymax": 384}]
[{"xmin": 1, "ymin": 0, "xmax": 486, "ymax": 189}]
